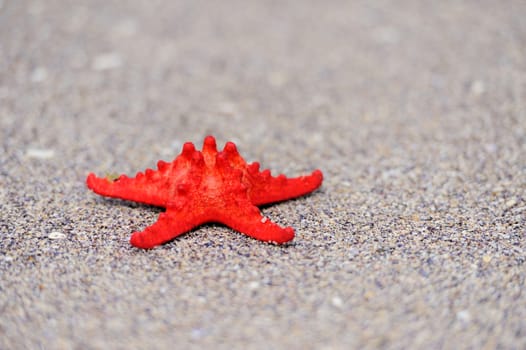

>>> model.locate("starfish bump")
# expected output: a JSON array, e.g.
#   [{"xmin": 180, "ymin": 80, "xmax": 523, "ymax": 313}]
[{"xmin": 86, "ymin": 136, "xmax": 323, "ymax": 249}]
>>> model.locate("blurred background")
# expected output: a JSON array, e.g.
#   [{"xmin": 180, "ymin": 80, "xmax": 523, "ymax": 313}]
[{"xmin": 1, "ymin": 1, "xmax": 525, "ymax": 349}]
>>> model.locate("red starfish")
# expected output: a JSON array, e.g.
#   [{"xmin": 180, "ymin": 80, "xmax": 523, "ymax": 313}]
[{"xmin": 86, "ymin": 136, "xmax": 323, "ymax": 249}]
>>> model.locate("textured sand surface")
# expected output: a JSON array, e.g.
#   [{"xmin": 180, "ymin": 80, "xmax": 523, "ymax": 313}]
[{"xmin": 1, "ymin": 1, "xmax": 525, "ymax": 349}]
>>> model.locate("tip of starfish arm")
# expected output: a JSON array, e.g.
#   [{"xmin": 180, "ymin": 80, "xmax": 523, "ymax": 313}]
[
  {"xmin": 266, "ymin": 227, "xmax": 295, "ymax": 244},
  {"xmin": 86, "ymin": 172, "xmax": 95, "ymax": 186},
  {"xmin": 86, "ymin": 172, "xmax": 105, "ymax": 190},
  {"xmin": 130, "ymin": 231, "xmax": 156, "ymax": 249},
  {"xmin": 257, "ymin": 225, "xmax": 295, "ymax": 244},
  {"xmin": 312, "ymin": 169, "xmax": 324, "ymax": 185}
]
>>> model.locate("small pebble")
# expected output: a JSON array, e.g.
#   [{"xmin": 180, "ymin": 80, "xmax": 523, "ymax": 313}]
[
  {"xmin": 191, "ymin": 328, "xmax": 204, "ymax": 339},
  {"xmin": 363, "ymin": 291, "xmax": 375, "ymax": 300},
  {"xmin": 48, "ymin": 231, "xmax": 66, "ymax": 240},
  {"xmin": 248, "ymin": 281, "xmax": 260, "ymax": 290},
  {"xmin": 26, "ymin": 148, "xmax": 55, "ymax": 159},
  {"xmin": 456, "ymin": 310, "xmax": 471, "ymax": 323},
  {"xmin": 30, "ymin": 67, "xmax": 48, "ymax": 83},
  {"xmin": 470, "ymin": 80, "xmax": 486, "ymax": 96},
  {"xmin": 331, "ymin": 296, "xmax": 344, "ymax": 308},
  {"xmin": 268, "ymin": 72, "xmax": 287, "ymax": 87},
  {"xmin": 505, "ymin": 199, "xmax": 517, "ymax": 209},
  {"xmin": 92, "ymin": 53, "xmax": 123, "ymax": 71}
]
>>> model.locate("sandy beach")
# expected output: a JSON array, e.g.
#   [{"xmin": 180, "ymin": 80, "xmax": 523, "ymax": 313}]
[{"xmin": 1, "ymin": 1, "xmax": 525, "ymax": 348}]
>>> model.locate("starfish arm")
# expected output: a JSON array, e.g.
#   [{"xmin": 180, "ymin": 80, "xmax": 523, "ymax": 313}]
[
  {"xmin": 219, "ymin": 200, "xmax": 295, "ymax": 244},
  {"xmin": 86, "ymin": 172, "xmax": 170, "ymax": 207},
  {"xmin": 129, "ymin": 208, "xmax": 202, "ymax": 249},
  {"xmin": 248, "ymin": 168, "xmax": 323, "ymax": 206}
]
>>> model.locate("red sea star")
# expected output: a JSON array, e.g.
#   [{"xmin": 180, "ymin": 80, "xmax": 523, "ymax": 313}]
[{"xmin": 86, "ymin": 136, "xmax": 323, "ymax": 249}]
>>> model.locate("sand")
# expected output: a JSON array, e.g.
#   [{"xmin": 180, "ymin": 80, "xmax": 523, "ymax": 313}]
[{"xmin": 1, "ymin": 1, "xmax": 525, "ymax": 349}]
